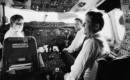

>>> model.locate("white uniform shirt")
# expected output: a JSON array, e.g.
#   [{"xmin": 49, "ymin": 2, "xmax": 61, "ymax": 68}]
[
  {"xmin": 4, "ymin": 28, "xmax": 24, "ymax": 39},
  {"xmin": 67, "ymin": 27, "xmax": 86, "ymax": 53},
  {"xmin": 66, "ymin": 33, "xmax": 110, "ymax": 80}
]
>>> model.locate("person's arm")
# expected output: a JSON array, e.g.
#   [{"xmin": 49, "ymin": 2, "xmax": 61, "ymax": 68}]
[
  {"xmin": 66, "ymin": 30, "xmax": 86, "ymax": 53},
  {"xmin": 0, "ymin": 42, "xmax": 3, "ymax": 49},
  {"xmin": 64, "ymin": 32, "xmax": 79, "ymax": 53},
  {"xmin": 4, "ymin": 32, "xmax": 8, "ymax": 40},
  {"xmin": 65, "ymin": 39, "xmax": 95, "ymax": 80}
]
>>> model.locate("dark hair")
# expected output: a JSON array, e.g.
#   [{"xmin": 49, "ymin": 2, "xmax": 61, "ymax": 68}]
[
  {"xmin": 75, "ymin": 18, "xmax": 83, "ymax": 24},
  {"xmin": 10, "ymin": 14, "xmax": 23, "ymax": 25},
  {"xmin": 86, "ymin": 11, "xmax": 104, "ymax": 33}
]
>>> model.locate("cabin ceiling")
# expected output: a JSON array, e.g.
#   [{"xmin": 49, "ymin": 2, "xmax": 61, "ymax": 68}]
[{"xmin": 0, "ymin": 0, "xmax": 121, "ymax": 12}]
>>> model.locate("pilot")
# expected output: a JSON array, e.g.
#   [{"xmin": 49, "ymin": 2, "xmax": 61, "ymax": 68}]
[
  {"xmin": 0, "ymin": 14, "xmax": 44, "ymax": 69},
  {"xmin": 63, "ymin": 18, "xmax": 86, "ymax": 58},
  {"xmin": 64, "ymin": 11, "xmax": 110, "ymax": 80},
  {"xmin": 4, "ymin": 14, "xmax": 24, "ymax": 39},
  {"xmin": 61, "ymin": 18, "xmax": 87, "ymax": 73}
]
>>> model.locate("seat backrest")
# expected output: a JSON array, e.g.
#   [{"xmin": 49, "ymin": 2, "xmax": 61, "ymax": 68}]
[{"xmin": 2, "ymin": 36, "xmax": 39, "ymax": 72}]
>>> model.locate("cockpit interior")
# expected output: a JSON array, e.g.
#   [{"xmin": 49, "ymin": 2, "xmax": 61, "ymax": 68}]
[{"xmin": 0, "ymin": 0, "xmax": 130, "ymax": 80}]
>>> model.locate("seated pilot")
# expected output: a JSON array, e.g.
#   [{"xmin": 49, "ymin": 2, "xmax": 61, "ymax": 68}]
[
  {"xmin": 63, "ymin": 18, "xmax": 86, "ymax": 58},
  {"xmin": 0, "ymin": 14, "xmax": 44, "ymax": 70},
  {"xmin": 64, "ymin": 11, "xmax": 110, "ymax": 80}
]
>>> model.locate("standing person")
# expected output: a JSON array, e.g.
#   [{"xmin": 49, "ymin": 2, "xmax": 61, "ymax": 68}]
[
  {"xmin": 0, "ymin": 14, "xmax": 44, "ymax": 69},
  {"xmin": 65, "ymin": 11, "xmax": 110, "ymax": 80}
]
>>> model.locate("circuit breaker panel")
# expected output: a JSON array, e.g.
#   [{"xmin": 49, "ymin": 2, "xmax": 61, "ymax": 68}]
[{"xmin": 118, "ymin": 0, "xmax": 130, "ymax": 56}]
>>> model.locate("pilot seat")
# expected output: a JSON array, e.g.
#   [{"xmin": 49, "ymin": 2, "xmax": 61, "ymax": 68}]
[{"xmin": 1, "ymin": 36, "xmax": 40, "ymax": 80}]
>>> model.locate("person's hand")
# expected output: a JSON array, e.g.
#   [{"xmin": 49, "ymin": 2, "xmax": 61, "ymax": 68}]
[
  {"xmin": 37, "ymin": 47, "xmax": 45, "ymax": 53},
  {"xmin": 113, "ymin": 42, "xmax": 120, "ymax": 50},
  {"xmin": 63, "ymin": 48, "xmax": 73, "ymax": 53},
  {"xmin": 64, "ymin": 73, "xmax": 70, "ymax": 80},
  {"xmin": 63, "ymin": 48, "xmax": 68, "ymax": 51}
]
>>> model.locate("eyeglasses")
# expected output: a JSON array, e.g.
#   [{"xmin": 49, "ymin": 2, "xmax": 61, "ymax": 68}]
[{"xmin": 15, "ymin": 23, "xmax": 24, "ymax": 25}]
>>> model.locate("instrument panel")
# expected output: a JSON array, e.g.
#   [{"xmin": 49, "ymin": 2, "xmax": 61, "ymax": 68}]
[
  {"xmin": 24, "ymin": 21, "xmax": 75, "ymax": 72},
  {"xmin": 24, "ymin": 22, "xmax": 75, "ymax": 47},
  {"xmin": 41, "ymin": 51, "xmax": 66, "ymax": 72}
]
